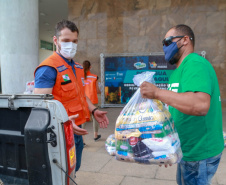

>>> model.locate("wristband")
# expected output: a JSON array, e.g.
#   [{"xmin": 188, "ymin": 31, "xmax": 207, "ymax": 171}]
[{"xmin": 92, "ymin": 107, "xmax": 98, "ymax": 115}]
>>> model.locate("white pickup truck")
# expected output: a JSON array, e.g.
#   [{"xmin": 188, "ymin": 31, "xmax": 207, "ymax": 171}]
[{"xmin": 0, "ymin": 94, "xmax": 77, "ymax": 185}]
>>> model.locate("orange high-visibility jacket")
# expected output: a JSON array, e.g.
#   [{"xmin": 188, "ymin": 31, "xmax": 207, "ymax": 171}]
[
  {"xmin": 35, "ymin": 52, "xmax": 90, "ymax": 126},
  {"xmin": 84, "ymin": 71, "xmax": 98, "ymax": 104}
]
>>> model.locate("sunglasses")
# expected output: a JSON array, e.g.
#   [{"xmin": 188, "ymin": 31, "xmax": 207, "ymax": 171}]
[{"xmin": 162, "ymin": 36, "xmax": 185, "ymax": 46}]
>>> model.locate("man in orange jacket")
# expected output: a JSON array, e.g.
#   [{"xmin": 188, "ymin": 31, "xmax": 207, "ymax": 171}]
[{"xmin": 34, "ymin": 20, "xmax": 109, "ymax": 173}]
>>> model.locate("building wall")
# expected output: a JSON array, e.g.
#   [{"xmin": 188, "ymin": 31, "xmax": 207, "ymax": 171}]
[
  {"xmin": 68, "ymin": 0, "xmax": 226, "ymax": 110},
  {"xmin": 39, "ymin": 49, "xmax": 53, "ymax": 64}
]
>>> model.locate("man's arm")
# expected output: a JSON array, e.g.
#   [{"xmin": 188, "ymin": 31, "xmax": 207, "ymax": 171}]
[
  {"xmin": 86, "ymin": 96, "xmax": 109, "ymax": 128},
  {"xmin": 34, "ymin": 88, "xmax": 53, "ymax": 94},
  {"xmin": 34, "ymin": 66, "xmax": 56, "ymax": 94},
  {"xmin": 140, "ymin": 82, "xmax": 210, "ymax": 116},
  {"xmin": 86, "ymin": 96, "xmax": 96, "ymax": 112},
  {"xmin": 96, "ymin": 81, "xmax": 101, "ymax": 94}
]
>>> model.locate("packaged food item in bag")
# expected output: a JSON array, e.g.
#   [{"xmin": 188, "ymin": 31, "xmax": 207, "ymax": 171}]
[
  {"xmin": 223, "ymin": 131, "xmax": 226, "ymax": 147},
  {"xmin": 105, "ymin": 134, "xmax": 116, "ymax": 156},
  {"xmin": 115, "ymin": 72, "xmax": 182, "ymax": 165}
]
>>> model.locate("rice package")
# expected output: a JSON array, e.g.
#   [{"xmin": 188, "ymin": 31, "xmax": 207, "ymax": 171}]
[
  {"xmin": 105, "ymin": 134, "xmax": 116, "ymax": 156},
  {"xmin": 115, "ymin": 72, "xmax": 182, "ymax": 165}
]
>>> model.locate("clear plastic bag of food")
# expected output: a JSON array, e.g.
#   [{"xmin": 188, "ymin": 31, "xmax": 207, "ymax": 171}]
[
  {"xmin": 105, "ymin": 134, "xmax": 116, "ymax": 156},
  {"xmin": 115, "ymin": 72, "xmax": 182, "ymax": 165},
  {"xmin": 223, "ymin": 131, "xmax": 226, "ymax": 147}
]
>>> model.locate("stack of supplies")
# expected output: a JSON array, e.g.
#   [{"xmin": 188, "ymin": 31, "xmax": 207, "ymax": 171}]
[
  {"xmin": 115, "ymin": 72, "xmax": 182, "ymax": 165},
  {"xmin": 105, "ymin": 134, "xmax": 116, "ymax": 156}
]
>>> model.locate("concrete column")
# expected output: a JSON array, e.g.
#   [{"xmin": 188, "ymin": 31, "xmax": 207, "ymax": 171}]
[{"xmin": 0, "ymin": 0, "xmax": 39, "ymax": 94}]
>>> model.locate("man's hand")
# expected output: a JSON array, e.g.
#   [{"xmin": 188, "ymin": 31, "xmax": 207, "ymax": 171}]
[
  {"xmin": 140, "ymin": 81, "xmax": 160, "ymax": 99},
  {"xmin": 93, "ymin": 110, "xmax": 109, "ymax": 128},
  {"xmin": 69, "ymin": 114, "xmax": 88, "ymax": 135}
]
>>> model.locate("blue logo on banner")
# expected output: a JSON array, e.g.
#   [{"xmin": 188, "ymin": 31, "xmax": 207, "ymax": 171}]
[{"xmin": 134, "ymin": 62, "xmax": 146, "ymax": 69}]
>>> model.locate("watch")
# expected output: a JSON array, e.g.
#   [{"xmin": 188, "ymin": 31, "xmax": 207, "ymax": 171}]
[{"xmin": 92, "ymin": 107, "xmax": 98, "ymax": 115}]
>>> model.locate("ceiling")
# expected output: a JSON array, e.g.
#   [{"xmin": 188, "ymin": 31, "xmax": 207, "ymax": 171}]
[{"xmin": 39, "ymin": 0, "xmax": 68, "ymax": 43}]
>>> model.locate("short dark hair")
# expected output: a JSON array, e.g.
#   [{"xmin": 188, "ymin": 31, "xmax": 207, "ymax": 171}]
[
  {"xmin": 172, "ymin": 24, "xmax": 195, "ymax": 47},
  {"xmin": 55, "ymin": 19, "xmax": 79, "ymax": 38}
]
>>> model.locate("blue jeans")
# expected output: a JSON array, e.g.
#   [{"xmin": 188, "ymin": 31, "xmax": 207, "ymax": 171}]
[
  {"xmin": 74, "ymin": 133, "xmax": 84, "ymax": 172},
  {"xmin": 177, "ymin": 153, "xmax": 222, "ymax": 185}
]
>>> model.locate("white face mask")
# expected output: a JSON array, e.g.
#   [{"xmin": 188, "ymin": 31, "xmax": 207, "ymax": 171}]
[{"xmin": 60, "ymin": 42, "xmax": 77, "ymax": 59}]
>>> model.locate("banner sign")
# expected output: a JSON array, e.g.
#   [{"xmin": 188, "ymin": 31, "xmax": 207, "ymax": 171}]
[{"xmin": 100, "ymin": 52, "xmax": 206, "ymax": 107}]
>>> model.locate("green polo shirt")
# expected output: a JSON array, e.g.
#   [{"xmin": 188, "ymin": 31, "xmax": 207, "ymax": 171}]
[{"xmin": 168, "ymin": 53, "xmax": 224, "ymax": 161}]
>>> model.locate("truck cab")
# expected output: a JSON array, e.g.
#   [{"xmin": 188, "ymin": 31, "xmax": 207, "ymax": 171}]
[{"xmin": 0, "ymin": 94, "xmax": 76, "ymax": 185}]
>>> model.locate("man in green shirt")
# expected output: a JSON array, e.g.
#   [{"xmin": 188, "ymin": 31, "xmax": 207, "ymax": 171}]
[{"xmin": 140, "ymin": 24, "xmax": 224, "ymax": 185}]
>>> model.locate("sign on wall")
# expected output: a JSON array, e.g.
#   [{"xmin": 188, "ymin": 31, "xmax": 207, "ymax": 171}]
[{"xmin": 100, "ymin": 51, "xmax": 206, "ymax": 108}]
